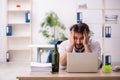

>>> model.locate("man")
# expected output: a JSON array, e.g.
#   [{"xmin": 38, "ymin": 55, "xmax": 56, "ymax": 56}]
[{"xmin": 58, "ymin": 23, "xmax": 101, "ymax": 69}]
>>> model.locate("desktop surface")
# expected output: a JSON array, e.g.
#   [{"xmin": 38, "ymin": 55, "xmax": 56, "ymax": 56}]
[{"xmin": 17, "ymin": 69, "xmax": 120, "ymax": 80}]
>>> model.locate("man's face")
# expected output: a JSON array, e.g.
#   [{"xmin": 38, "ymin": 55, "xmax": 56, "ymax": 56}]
[{"xmin": 74, "ymin": 32, "xmax": 84, "ymax": 49}]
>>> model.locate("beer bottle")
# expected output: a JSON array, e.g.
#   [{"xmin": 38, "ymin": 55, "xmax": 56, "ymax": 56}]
[{"xmin": 52, "ymin": 44, "xmax": 59, "ymax": 72}]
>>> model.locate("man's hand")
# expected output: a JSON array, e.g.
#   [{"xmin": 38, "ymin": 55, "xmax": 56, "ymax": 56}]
[
  {"xmin": 83, "ymin": 29, "xmax": 90, "ymax": 46},
  {"xmin": 82, "ymin": 29, "xmax": 91, "ymax": 52},
  {"xmin": 60, "ymin": 30, "xmax": 75, "ymax": 66},
  {"xmin": 69, "ymin": 30, "xmax": 75, "ymax": 47},
  {"xmin": 66, "ymin": 30, "xmax": 75, "ymax": 52}
]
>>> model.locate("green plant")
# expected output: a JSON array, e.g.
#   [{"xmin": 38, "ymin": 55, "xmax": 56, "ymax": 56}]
[{"xmin": 40, "ymin": 11, "xmax": 67, "ymax": 43}]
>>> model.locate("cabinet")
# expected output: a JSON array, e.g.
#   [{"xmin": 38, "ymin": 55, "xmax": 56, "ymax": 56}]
[
  {"xmin": 104, "ymin": 0, "xmax": 120, "ymax": 65},
  {"xmin": 6, "ymin": 0, "xmax": 32, "ymax": 62},
  {"xmin": 76, "ymin": 0, "xmax": 120, "ymax": 65}
]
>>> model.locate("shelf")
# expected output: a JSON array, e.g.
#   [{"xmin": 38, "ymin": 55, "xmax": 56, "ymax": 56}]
[
  {"xmin": 76, "ymin": 0, "xmax": 120, "ymax": 57},
  {"xmin": 103, "ymin": 50, "xmax": 120, "ymax": 53},
  {"xmin": 7, "ymin": 48, "xmax": 30, "ymax": 51},
  {"xmin": 76, "ymin": 22, "xmax": 104, "ymax": 24},
  {"xmin": 104, "ymin": 37, "xmax": 120, "ymax": 39},
  {"xmin": 7, "ymin": 0, "xmax": 31, "ymax": 11},
  {"xmin": 104, "ymin": 23, "xmax": 120, "ymax": 25},
  {"xmin": 77, "ymin": 8, "xmax": 120, "ymax": 10},
  {"xmin": 77, "ymin": 9, "xmax": 103, "ymax": 12},
  {"xmin": 6, "ymin": 0, "xmax": 32, "ymax": 62},
  {"xmin": 77, "ymin": 8, "xmax": 103, "ymax": 10},
  {"xmin": 8, "ymin": 22, "xmax": 31, "ymax": 25},
  {"xmin": 8, "ymin": 9, "xmax": 30, "ymax": 12},
  {"xmin": 7, "ymin": 35, "xmax": 31, "ymax": 38},
  {"xmin": 8, "ymin": 11, "xmax": 31, "ymax": 24},
  {"xmin": 104, "ymin": 9, "xmax": 120, "ymax": 10}
]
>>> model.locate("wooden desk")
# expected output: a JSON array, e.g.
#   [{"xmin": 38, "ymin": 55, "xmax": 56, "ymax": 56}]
[
  {"xmin": 28, "ymin": 45, "xmax": 58, "ymax": 62},
  {"xmin": 17, "ymin": 69, "xmax": 120, "ymax": 80}
]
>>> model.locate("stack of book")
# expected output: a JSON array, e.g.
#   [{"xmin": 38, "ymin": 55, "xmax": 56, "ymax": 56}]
[{"xmin": 30, "ymin": 62, "xmax": 52, "ymax": 72}]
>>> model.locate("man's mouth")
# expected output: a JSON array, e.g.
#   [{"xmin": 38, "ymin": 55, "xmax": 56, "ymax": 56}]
[{"xmin": 75, "ymin": 44, "xmax": 83, "ymax": 49}]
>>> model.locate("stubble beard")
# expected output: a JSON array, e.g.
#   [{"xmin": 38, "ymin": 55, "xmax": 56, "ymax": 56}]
[{"xmin": 75, "ymin": 44, "xmax": 84, "ymax": 50}]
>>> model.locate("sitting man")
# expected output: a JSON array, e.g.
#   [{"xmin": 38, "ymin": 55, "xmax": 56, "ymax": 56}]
[{"xmin": 58, "ymin": 23, "xmax": 102, "ymax": 69}]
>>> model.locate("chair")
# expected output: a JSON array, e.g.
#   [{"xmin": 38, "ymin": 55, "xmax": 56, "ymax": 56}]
[{"xmin": 46, "ymin": 40, "xmax": 62, "ymax": 63}]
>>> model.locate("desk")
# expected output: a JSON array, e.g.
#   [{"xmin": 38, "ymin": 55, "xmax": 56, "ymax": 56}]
[
  {"xmin": 17, "ymin": 69, "xmax": 120, "ymax": 80},
  {"xmin": 28, "ymin": 45, "xmax": 58, "ymax": 62}
]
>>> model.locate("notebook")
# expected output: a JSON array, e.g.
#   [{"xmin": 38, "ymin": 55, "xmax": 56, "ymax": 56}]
[{"xmin": 66, "ymin": 53, "xmax": 99, "ymax": 72}]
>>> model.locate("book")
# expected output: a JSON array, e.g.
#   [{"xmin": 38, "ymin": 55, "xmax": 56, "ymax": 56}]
[{"xmin": 30, "ymin": 62, "xmax": 52, "ymax": 72}]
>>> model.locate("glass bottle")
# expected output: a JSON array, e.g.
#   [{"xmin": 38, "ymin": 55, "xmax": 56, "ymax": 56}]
[{"xmin": 52, "ymin": 44, "xmax": 59, "ymax": 73}]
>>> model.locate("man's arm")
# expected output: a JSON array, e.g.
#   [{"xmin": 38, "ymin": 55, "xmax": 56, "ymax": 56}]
[
  {"xmin": 84, "ymin": 44, "xmax": 91, "ymax": 52},
  {"xmin": 94, "ymin": 41, "xmax": 102, "ymax": 68},
  {"xmin": 60, "ymin": 30, "xmax": 75, "ymax": 66},
  {"xmin": 83, "ymin": 30, "xmax": 91, "ymax": 52},
  {"xmin": 60, "ymin": 45, "xmax": 74, "ymax": 66}
]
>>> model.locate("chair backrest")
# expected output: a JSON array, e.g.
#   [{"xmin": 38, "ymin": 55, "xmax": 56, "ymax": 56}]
[{"xmin": 46, "ymin": 40, "xmax": 62, "ymax": 63}]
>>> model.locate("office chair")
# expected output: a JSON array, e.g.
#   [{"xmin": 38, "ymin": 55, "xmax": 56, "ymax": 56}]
[{"xmin": 46, "ymin": 40, "xmax": 62, "ymax": 63}]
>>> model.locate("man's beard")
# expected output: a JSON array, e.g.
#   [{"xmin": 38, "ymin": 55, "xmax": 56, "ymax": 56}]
[{"xmin": 75, "ymin": 44, "xmax": 84, "ymax": 49}]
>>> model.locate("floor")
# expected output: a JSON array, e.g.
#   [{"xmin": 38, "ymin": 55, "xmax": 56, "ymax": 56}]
[
  {"xmin": 0, "ymin": 52, "xmax": 48, "ymax": 80},
  {"xmin": 0, "ymin": 62, "xmax": 30, "ymax": 80}
]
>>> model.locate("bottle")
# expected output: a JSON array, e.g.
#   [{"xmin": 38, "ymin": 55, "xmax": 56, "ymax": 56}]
[
  {"xmin": 25, "ymin": 11, "xmax": 30, "ymax": 23},
  {"xmin": 52, "ymin": 44, "xmax": 59, "ymax": 73},
  {"xmin": 6, "ymin": 51, "xmax": 10, "ymax": 62},
  {"xmin": 103, "ymin": 55, "xmax": 111, "ymax": 72},
  {"xmin": 105, "ymin": 55, "xmax": 111, "ymax": 65},
  {"xmin": 6, "ymin": 24, "xmax": 12, "ymax": 36}
]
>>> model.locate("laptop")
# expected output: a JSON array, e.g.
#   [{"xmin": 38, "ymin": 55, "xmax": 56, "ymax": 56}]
[{"xmin": 66, "ymin": 53, "xmax": 99, "ymax": 72}]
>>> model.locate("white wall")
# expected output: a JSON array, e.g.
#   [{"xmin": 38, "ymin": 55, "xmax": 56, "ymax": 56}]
[
  {"xmin": 0, "ymin": 0, "xmax": 76, "ymax": 62},
  {"xmin": 1, "ymin": 0, "xmax": 120, "ymax": 63},
  {"xmin": 32, "ymin": 0, "xmax": 76, "ymax": 44},
  {"xmin": 0, "ymin": 0, "xmax": 7, "ymax": 62},
  {"xmin": 31, "ymin": 0, "xmax": 76, "ymax": 62}
]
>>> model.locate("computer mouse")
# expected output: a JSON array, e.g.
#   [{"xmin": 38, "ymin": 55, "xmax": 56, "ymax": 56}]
[{"xmin": 112, "ymin": 66, "xmax": 120, "ymax": 72}]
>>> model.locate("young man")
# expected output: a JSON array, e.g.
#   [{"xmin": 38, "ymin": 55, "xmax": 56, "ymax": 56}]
[{"xmin": 58, "ymin": 23, "xmax": 101, "ymax": 69}]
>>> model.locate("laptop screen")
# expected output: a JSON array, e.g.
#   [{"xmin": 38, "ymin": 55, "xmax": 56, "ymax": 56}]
[{"xmin": 67, "ymin": 53, "xmax": 99, "ymax": 72}]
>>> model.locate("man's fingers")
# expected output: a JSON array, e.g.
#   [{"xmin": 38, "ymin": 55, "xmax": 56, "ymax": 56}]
[{"xmin": 84, "ymin": 29, "xmax": 88, "ymax": 36}]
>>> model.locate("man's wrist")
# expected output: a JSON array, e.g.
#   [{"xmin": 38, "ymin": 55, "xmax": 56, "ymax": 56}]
[
  {"xmin": 84, "ymin": 44, "xmax": 91, "ymax": 52},
  {"xmin": 84, "ymin": 44, "xmax": 89, "ymax": 47},
  {"xmin": 66, "ymin": 48, "xmax": 73, "ymax": 52},
  {"xmin": 66, "ymin": 45, "xmax": 74, "ymax": 52}
]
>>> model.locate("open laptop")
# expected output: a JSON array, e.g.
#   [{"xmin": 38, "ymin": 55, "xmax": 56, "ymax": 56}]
[{"xmin": 66, "ymin": 53, "xmax": 99, "ymax": 73}]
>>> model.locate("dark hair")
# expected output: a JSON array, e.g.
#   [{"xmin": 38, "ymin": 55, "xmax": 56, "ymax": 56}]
[{"xmin": 70, "ymin": 23, "xmax": 90, "ymax": 34}]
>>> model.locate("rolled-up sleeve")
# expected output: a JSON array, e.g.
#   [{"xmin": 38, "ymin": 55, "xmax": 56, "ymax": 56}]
[
  {"xmin": 91, "ymin": 41, "xmax": 102, "ymax": 68},
  {"xmin": 58, "ymin": 40, "xmax": 69, "ymax": 69}
]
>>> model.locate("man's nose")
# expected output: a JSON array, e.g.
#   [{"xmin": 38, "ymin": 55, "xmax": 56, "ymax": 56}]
[{"xmin": 76, "ymin": 39, "xmax": 81, "ymax": 44}]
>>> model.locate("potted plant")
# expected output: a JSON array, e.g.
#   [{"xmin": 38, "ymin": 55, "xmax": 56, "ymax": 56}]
[{"xmin": 40, "ymin": 11, "xmax": 67, "ymax": 43}]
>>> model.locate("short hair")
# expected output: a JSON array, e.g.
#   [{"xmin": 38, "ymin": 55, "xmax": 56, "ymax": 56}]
[{"xmin": 70, "ymin": 23, "xmax": 90, "ymax": 34}]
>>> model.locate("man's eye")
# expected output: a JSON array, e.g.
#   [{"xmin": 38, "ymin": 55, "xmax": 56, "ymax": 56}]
[
  {"xmin": 80, "ymin": 37, "xmax": 84, "ymax": 40},
  {"xmin": 74, "ymin": 37, "xmax": 77, "ymax": 40}
]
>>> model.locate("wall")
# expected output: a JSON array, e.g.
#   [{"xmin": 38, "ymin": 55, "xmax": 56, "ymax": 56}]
[
  {"xmin": 0, "ymin": 0, "xmax": 7, "ymax": 62},
  {"xmin": 0, "ymin": 0, "xmax": 120, "ymax": 63},
  {"xmin": 32, "ymin": 0, "xmax": 76, "ymax": 45},
  {"xmin": 31, "ymin": 0, "xmax": 76, "ymax": 62},
  {"xmin": 0, "ymin": 0, "xmax": 76, "ymax": 62}
]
